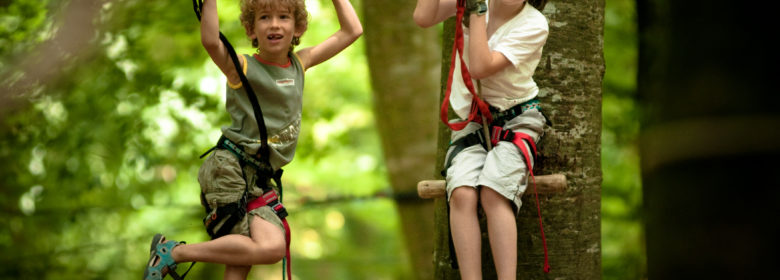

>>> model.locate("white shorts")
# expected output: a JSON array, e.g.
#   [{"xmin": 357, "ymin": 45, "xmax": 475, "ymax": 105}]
[{"xmin": 445, "ymin": 109, "xmax": 546, "ymax": 209}]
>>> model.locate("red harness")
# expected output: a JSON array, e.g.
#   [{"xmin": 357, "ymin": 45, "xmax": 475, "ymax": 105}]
[
  {"xmin": 247, "ymin": 191, "xmax": 292, "ymax": 280},
  {"xmin": 442, "ymin": 0, "xmax": 550, "ymax": 273},
  {"xmin": 440, "ymin": 0, "xmax": 493, "ymax": 131},
  {"xmin": 491, "ymin": 126, "xmax": 550, "ymax": 273}
]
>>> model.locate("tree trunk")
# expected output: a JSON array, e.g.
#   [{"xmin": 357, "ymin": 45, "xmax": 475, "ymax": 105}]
[
  {"xmin": 637, "ymin": 1, "xmax": 780, "ymax": 278},
  {"xmin": 433, "ymin": 1, "xmax": 605, "ymax": 278},
  {"xmin": 363, "ymin": 1, "xmax": 441, "ymax": 279}
]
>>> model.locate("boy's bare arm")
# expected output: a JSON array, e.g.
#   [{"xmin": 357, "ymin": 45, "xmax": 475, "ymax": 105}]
[
  {"xmin": 295, "ymin": 0, "xmax": 363, "ymax": 70},
  {"xmin": 466, "ymin": 13, "xmax": 511, "ymax": 80},
  {"xmin": 200, "ymin": 0, "xmax": 241, "ymax": 86},
  {"xmin": 413, "ymin": 0, "xmax": 457, "ymax": 28}
]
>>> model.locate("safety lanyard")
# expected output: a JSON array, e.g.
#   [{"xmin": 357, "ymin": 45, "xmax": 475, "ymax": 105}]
[
  {"xmin": 440, "ymin": 0, "xmax": 493, "ymax": 131},
  {"xmin": 502, "ymin": 129, "xmax": 551, "ymax": 273}
]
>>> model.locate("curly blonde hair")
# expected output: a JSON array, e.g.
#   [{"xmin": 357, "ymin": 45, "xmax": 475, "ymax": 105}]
[{"xmin": 239, "ymin": 0, "xmax": 309, "ymax": 50}]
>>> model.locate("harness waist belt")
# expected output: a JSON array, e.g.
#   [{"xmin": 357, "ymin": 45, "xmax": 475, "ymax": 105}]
[
  {"xmin": 489, "ymin": 99, "xmax": 540, "ymax": 125},
  {"xmin": 217, "ymin": 136, "xmax": 274, "ymax": 175}
]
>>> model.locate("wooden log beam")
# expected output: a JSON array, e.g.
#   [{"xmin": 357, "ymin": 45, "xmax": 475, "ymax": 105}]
[{"xmin": 417, "ymin": 173, "xmax": 567, "ymax": 199}]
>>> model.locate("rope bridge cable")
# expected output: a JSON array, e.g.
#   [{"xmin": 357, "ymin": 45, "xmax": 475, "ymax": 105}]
[
  {"xmin": 0, "ymin": 188, "xmax": 425, "ymax": 215},
  {"xmin": 2, "ymin": 189, "xmax": 423, "ymax": 263},
  {"xmin": 2, "ymin": 223, "xmax": 204, "ymax": 262},
  {"xmin": 1, "ymin": 189, "xmax": 424, "ymax": 263}
]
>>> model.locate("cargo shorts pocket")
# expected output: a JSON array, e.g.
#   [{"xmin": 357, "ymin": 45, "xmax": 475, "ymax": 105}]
[{"xmin": 198, "ymin": 149, "xmax": 246, "ymax": 208}]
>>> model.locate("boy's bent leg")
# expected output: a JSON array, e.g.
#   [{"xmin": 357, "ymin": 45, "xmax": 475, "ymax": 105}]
[
  {"xmin": 480, "ymin": 186, "xmax": 517, "ymax": 280},
  {"xmin": 171, "ymin": 217, "xmax": 286, "ymax": 266},
  {"xmin": 449, "ymin": 186, "xmax": 483, "ymax": 280},
  {"xmin": 248, "ymin": 213, "xmax": 287, "ymax": 264}
]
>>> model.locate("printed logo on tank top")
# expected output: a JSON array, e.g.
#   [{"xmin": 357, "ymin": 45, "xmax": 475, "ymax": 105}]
[{"xmin": 276, "ymin": 78, "xmax": 295, "ymax": 87}]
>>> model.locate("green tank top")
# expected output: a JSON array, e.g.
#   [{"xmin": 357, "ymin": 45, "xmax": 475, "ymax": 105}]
[{"xmin": 222, "ymin": 53, "xmax": 305, "ymax": 170}]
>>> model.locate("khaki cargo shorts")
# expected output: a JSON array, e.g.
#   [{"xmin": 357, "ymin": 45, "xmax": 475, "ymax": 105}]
[
  {"xmin": 445, "ymin": 109, "xmax": 546, "ymax": 210},
  {"xmin": 198, "ymin": 149, "xmax": 285, "ymax": 236}
]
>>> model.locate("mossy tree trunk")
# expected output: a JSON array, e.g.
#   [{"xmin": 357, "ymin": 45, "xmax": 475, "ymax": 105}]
[
  {"xmin": 432, "ymin": 1, "xmax": 605, "ymax": 279},
  {"xmin": 363, "ymin": 1, "xmax": 441, "ymax": 279}
]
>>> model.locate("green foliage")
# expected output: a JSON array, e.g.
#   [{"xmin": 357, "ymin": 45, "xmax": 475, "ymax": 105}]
[
  {"xmin": 602, "ymin": 0, "xmax": 646, "ymax": 278},
  {"xmin": 1, "ymin": 0, "xmax": 409, "ymax": 279},
  {"xmin": 1, "ymin": 0, "xmax": 644, "ymax": 278}
]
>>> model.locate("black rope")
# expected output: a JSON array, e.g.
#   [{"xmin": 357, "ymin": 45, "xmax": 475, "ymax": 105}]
[
  {"xmin": 192, "ymin": 0, "xmax": 272, "ymax": 165},
  {"xmin": 3, "ymin": 188, "xmax": 424, "ymax": 216}
]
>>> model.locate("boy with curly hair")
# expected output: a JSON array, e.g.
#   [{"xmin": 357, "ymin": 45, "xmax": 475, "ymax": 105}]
[{"xmin": 143, "ymin": 1, "xmax": 362, "ymax": 279}]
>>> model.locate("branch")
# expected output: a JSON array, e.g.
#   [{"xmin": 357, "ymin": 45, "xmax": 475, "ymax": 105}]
[{"xmin": 417, "ymin": 173, "xmax": 567, "ymax": 199}]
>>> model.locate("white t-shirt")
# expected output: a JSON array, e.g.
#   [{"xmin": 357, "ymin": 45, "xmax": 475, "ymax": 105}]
[{"xmin": 450, "ymin": 3, "xmax": 549, "ymax": 119}]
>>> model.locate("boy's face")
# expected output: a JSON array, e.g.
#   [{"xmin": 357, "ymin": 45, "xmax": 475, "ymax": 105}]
[{"xmin": 248, "ymin": 5, "xmax": 302, "ymax": 56}]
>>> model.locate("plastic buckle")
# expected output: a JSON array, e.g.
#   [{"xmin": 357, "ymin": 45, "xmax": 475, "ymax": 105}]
[{"xmin": 268, "ymin": 200, "xmax": 289, "ymax": 219}]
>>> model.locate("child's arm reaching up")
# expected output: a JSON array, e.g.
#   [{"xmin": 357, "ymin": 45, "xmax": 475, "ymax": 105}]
[
  {"xmin": 200, "ymin": 0, "xmax": 242, "ymax": 86},
  {"xmin": 295, "ymin": 0, "xmax": 363, "ymax": 70},
  {"xmin": 413, "ymin": 0, "xmax": 509, "ymax": 79},
  {"xmin": 413, "ymin": 0, "xmax": 457, "ymax": 28}
]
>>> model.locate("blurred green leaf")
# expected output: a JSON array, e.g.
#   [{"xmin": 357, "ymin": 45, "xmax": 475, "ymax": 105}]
[
  {"xmin": 1, "ymin": 0, "xmax": 407, "ymax": 279},
  {"xmin": 602, "ymin": 0, "xmax": 645, "ymax": 279},
  {"xmin": 1, "ymin": 0, "xmax": 643, "ymax": 279}
]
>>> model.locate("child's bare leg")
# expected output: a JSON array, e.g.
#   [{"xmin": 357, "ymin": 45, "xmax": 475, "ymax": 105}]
[
  {"xmin": 171, "ymin": 216, "xmax": 286, "ymax": 266},
  {"xmin": 450, "ymin": 186, "xmax": 482, "ymax": 280},
  {"xmin": 224, "ymin": 265, "xmax": 251, "ymax": 280},
  {"xmin": 480, "ymin": 187, "xmax": 517, "ymax": 280}
]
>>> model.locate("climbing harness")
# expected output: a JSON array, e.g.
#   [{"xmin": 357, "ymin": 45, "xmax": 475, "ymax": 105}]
[
  {"xmin": 199, "ymin": 138, "xmax": 293, "ymax": 279},
  {"xmin": 442, "ymin": 99, "xmax": 544, "ymax": 175},
  {"xmin": 442, "ymin": 0, "xmax": 550, "ymax": 273},
  {"xmin": 192, "ymin": 1, "xmax": 293, "ymax": 279},
  {"xmin": 200, "ymin": 138, "xmax": 287, "ymax": 238}
]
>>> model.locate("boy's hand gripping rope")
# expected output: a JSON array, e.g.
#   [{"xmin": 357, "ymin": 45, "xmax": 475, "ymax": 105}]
[{"xmin": 443, "ymin": 0, "xmax": 551, "ymax": 273}]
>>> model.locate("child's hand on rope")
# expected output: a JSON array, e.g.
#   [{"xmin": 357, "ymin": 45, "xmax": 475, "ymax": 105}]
[
  {"xmin": 463, "ymin": 0, "xmax": 486, "ymax": 28},
  {"xmin": 465, "ymin": 0, "xmax": 486, "ymax": 14}
]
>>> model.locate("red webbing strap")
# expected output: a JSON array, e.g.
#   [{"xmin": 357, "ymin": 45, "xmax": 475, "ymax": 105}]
[
  {"xmin": 247, "ymin": 191, "xmax": 278, "ymax": 211},
  {"xmin": 246, "ymin": 192, "xmax": 293, "ymax": 280},
  {"xmin": 282, "ymin": 218, "xmax": 292, "ymax": 280},
  {"xmin": 440, "ymin": 0, "xmax": 492, "ymax": 131},
  {"xmin": 509, "ymin": 131, "xmax": 550, "ymax": 273}
]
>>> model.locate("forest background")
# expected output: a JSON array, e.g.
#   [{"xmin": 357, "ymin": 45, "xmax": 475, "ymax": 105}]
[{"xmin": 0, "ymin": 0, "xmax": 641, "ymax": 279}]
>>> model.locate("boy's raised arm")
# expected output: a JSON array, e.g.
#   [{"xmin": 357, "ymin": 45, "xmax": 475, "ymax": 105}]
[
  {"xmin": 413, "ymin": 0, "xmax": 457, "ymax": 28},
  {"xmin": 295, "ymin": 0, "xmax": 363, "ymax": 70},
  {"xmin": 465, "ymin": 11, "xmax": 512, "ymax": 80},
  {"xmin": 200, "ymin": 0, "xmax": 241, "ymax": 86}
]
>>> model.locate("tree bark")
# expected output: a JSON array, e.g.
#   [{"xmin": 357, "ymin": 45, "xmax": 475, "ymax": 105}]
[
  {"xmin": 433, "ymin": 1, "xmax": 604, "ymax": 278},
  {"xmin": 363, "ymin": 1, "xmax": 441, "ymax": 279},
  {"xmin": 637, "ymin": 1, "xmax": 780, "ymax": 278}
]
